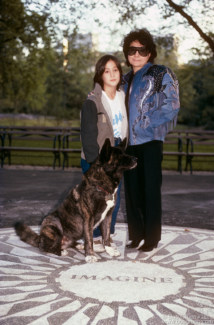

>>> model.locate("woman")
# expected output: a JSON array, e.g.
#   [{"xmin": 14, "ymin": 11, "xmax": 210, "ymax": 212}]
[
  {"xmin": 122, "ymin": 29, "xmax": 180, "ymax": 252},
  {"xmin": 80, "ymin": 55, "xmax": 128, "ymax": 252}
]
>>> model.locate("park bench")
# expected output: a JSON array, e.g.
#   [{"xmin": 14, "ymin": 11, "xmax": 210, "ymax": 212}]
[
  {"xmin": 0, "ymin": 126, "xmax": 78, "ymax": 169},
  {"xmin": 183, "ymin": 130, "xmax": 214, "ymax": 173},
  {"xmin": 61, "ymin": 127, "xmax": 81, "ymax": 169},
  {"xmin": 163, "ymin": 131, "xmax": 186, "ymax": 173},
  {"xmin": 164, "ymin": 129, "xmax": 214, "ymax": 173},
  {"xmin": 0, "ymin": 126, "xmax": 213, "ymax": 172}
]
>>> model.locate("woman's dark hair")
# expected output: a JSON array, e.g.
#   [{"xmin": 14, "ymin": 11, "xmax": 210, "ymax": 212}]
[
  {"xmin": 93, "ymin": 55, "xmax": 123, "ymax": 90},
  {"xmin": 123, "ymin": 28, "xmax": 157, "ymax": 66}
]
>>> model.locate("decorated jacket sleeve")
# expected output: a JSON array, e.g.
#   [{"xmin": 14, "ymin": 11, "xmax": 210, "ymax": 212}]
[
  {"xmin": 152, "ymin": 70, "xmax": 180, "ymax": 129},
  {"xmin": 80, "ymin": 99, "xmax": 99, "ymax": 163}
]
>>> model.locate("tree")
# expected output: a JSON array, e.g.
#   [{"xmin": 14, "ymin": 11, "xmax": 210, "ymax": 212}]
[
  {"xmin": 177, "ymin": 58, "xmax": 214, "ymax": 129},
  {"xmin": 108, "ymin": 0, "xmax": 214, "ymax": 55},
  {"xmin": 0, "ymin": 0, "xmax": 97, "ymax": 117},
  {"xmin": 0, "ymin": 0, "xmax": 54, "ymax": 113},
  {"xmin": 44, "ymin": 31, "xmax": 97, "ymax": 120},
  {"xmin": 164, "ymin": 0, "xmax": 214, "ymax": 53}
]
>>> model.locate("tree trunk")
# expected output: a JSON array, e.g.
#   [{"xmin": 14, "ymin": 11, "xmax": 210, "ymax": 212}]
[{"xmin": 166, "ymin": 0, "xmax": 214, "ymax": 53}]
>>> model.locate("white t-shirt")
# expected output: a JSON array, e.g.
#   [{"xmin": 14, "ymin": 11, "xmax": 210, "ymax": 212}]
[{"xmin": 102, "ymin": 91, "xmax": 123, "ymax": 138}]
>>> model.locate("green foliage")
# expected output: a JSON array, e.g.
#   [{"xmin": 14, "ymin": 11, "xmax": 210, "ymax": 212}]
[
  {"xmin": 155, "ymin": 35, "xmax": 179, "ymax": 69},
  {"xmin": 177, "ymin": 59, "xmax": 214, "ymax": 129},
  {"xmin": 0, "ymin": 0, "xmax": 96, "ymax": 119},
  {"xmin": 0, "ymin": 0, "xmax": 53, "ymax": 113},
  {"xmin": 44, "ymin": 37, "xmax": 96, "ymax": 120},
  {"xmin": 1, "ymin": 0, "xmax": 213, "ymax": 130}
]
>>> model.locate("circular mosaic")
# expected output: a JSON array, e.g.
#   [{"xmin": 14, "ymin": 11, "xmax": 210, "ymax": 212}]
[
  {"xmin": 0, "ymin": 224, "xmax": 214, "ymax": 324},
  {"xmin": 55, "ymin": 261, "xmax": 188, "ymax": 304}
]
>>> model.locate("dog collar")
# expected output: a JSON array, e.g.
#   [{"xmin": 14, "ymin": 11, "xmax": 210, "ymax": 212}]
[
  {"xmin": 96, "ymin": 185, "xmax": 115, "ymax": 201},
  {"xmin": 96, "ymin": 186, "xmax": 118, "ymax": 201},
  {"xmin": 96, "ymin": 185, "xmax": 110, "ymax": 195}
]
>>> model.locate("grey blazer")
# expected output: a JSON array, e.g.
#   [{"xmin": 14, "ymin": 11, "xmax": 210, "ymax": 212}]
[{"xmin": 81, "ymin": 83, "xmax": 128, "ymax": 163}]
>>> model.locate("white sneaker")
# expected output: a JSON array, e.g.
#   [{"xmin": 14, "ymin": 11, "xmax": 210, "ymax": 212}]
[
  {"xmin": 93, "ymin": 239, "xmax": 105, "ymax": 253},
  {"xmin": 75, "ymin": 239, "xmax": 84, "ymax": 250},
  {"xmin": 110, "ymin": 237, "xmax": 116, "ymax": 247}
]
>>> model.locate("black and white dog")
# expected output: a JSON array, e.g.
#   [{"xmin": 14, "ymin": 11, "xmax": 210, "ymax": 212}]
[{"xmin": 15, "ymin": 138, "xmax": 137, "ymax": 263}]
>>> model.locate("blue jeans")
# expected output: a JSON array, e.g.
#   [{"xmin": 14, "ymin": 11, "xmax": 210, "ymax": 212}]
[{"xmin": 81, "ymin": 139, "xmax": 121, "ymax": 238}]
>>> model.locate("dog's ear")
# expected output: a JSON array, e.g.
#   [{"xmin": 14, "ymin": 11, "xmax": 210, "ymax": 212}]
[
  {"xmin": 99, "ymin": 138, "xmax": 112, "ymax": 163},
  {"xmin": 118, "ymin": 137, "xmax": 127, "ymax": 150}
]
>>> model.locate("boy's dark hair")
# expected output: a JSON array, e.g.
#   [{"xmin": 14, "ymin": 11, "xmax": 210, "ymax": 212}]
[
  {"xmin": 123, "ymin": 28, "xmax": 157, "ymax": 66},
  {"xmin": 93, "ymin": 55, "xmax": 122, "ymax": 90}
]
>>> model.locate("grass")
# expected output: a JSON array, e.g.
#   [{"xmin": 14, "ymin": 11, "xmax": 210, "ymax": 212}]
[
  {"xmin": 1, "ymin": 115, "xmax": 214, "ymax": 171},
  {"xmin": 0, "ymin": 115, "xmax": 80, "ymax": 128}
]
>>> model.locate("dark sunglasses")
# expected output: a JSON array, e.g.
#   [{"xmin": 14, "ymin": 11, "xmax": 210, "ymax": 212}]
[{"xmin": 128, "ymin": 46, "xmax": 149, "ymax": 57}]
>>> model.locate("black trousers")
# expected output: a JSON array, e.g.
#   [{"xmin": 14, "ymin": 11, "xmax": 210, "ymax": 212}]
[{"xmin": 124, "ymin": 140, "xmax": 163, "ymax": 246}]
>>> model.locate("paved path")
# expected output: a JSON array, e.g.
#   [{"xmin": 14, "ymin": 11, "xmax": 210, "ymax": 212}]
[
  {"xmin": 0, "ymin": 168, "xmax": 214, "ymax": 324},
  {"xmin": 1, "ymin": 168, "xmax": 214, "ymax": 230}
]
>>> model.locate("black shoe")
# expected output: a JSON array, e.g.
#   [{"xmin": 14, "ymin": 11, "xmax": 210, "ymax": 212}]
[
  {"xmin": 126, "ymin": 239, "xmax": 142, "ymax": 249},
  {"xmin": 138, "ymin": 243, "xmax": 158, "ymax": 252}
]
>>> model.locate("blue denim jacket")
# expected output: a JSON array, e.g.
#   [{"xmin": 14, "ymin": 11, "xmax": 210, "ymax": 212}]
[{"xmin": 123, "ymin": 62, "xmax": 180, "ymax": 145}]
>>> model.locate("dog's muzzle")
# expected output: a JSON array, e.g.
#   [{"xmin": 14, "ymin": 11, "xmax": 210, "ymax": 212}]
[{"xmin": 131, "ymin": 156, "xmax": 138, "ymax": 169}]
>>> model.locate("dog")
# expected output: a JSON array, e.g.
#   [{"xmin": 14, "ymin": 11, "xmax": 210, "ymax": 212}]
[{"xmin": 14, "ymin": 138, "xmax": 137, "ymax": 263}]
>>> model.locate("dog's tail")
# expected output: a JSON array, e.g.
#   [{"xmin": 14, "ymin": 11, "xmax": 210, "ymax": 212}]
[{"xmin": 14, "ymin": 222, "xmax": 40, "ymax": 248}]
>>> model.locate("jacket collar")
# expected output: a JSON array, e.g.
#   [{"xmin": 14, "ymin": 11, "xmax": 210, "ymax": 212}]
[
  {"xmin": 134, "ymin": 62, "xmax": 153, "ymax": 77},
  {"xmin": 89, "ymin": 83, "xmax": 124, "ymax": 98},
  {"xmin": 94, "ymin": 83, "xmax": 102, "ymax": 97},
  {"xmin": 123, "ymin": 62, "xmax": 153, "ymax": 83},
  {"xmin": 87, "ymin": 83, "xmax": 102, "ymax": 101}
]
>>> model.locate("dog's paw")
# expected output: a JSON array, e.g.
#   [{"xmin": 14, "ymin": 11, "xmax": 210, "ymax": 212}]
[
  {"xmin": 61, "ymin": 249, "xmax": 68, "ymax": 256},
  {"xmin": 85, "ymin": 255, "xmax": 98, "ymax": 263},
  {"xmin": 75, "ymin": 243, "xmax": 84, "ymax": 250},
  {"xmin": 105, "ymin": 245, "xmax": 121, "ymax": 257}
]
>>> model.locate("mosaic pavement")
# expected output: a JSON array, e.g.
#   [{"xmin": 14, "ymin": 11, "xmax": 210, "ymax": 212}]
[{"xmin": 0, "ymin": 224, "xmax": 214, "ymax": 325}]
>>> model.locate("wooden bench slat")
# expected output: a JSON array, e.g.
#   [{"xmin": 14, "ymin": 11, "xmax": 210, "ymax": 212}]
[
  {"xmin": 0, "ymin": 147, "xmax": 81, "ymax": 153},
  {"xmin": 163, "ymin": 151, "xmax": 186, "ymax": 156},
  {"xmin": 187, "ymin": 152, "xmax": 214, "ymax": 156},
  {"xmin": 0, "ymin": 146, "xmax": 59, "ymax": 152}
]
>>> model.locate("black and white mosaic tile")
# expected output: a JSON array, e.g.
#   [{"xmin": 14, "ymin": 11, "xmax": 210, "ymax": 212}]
[{"xmin": 0, "ymin": 224, "xmax": 214, "ymax": 325}]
